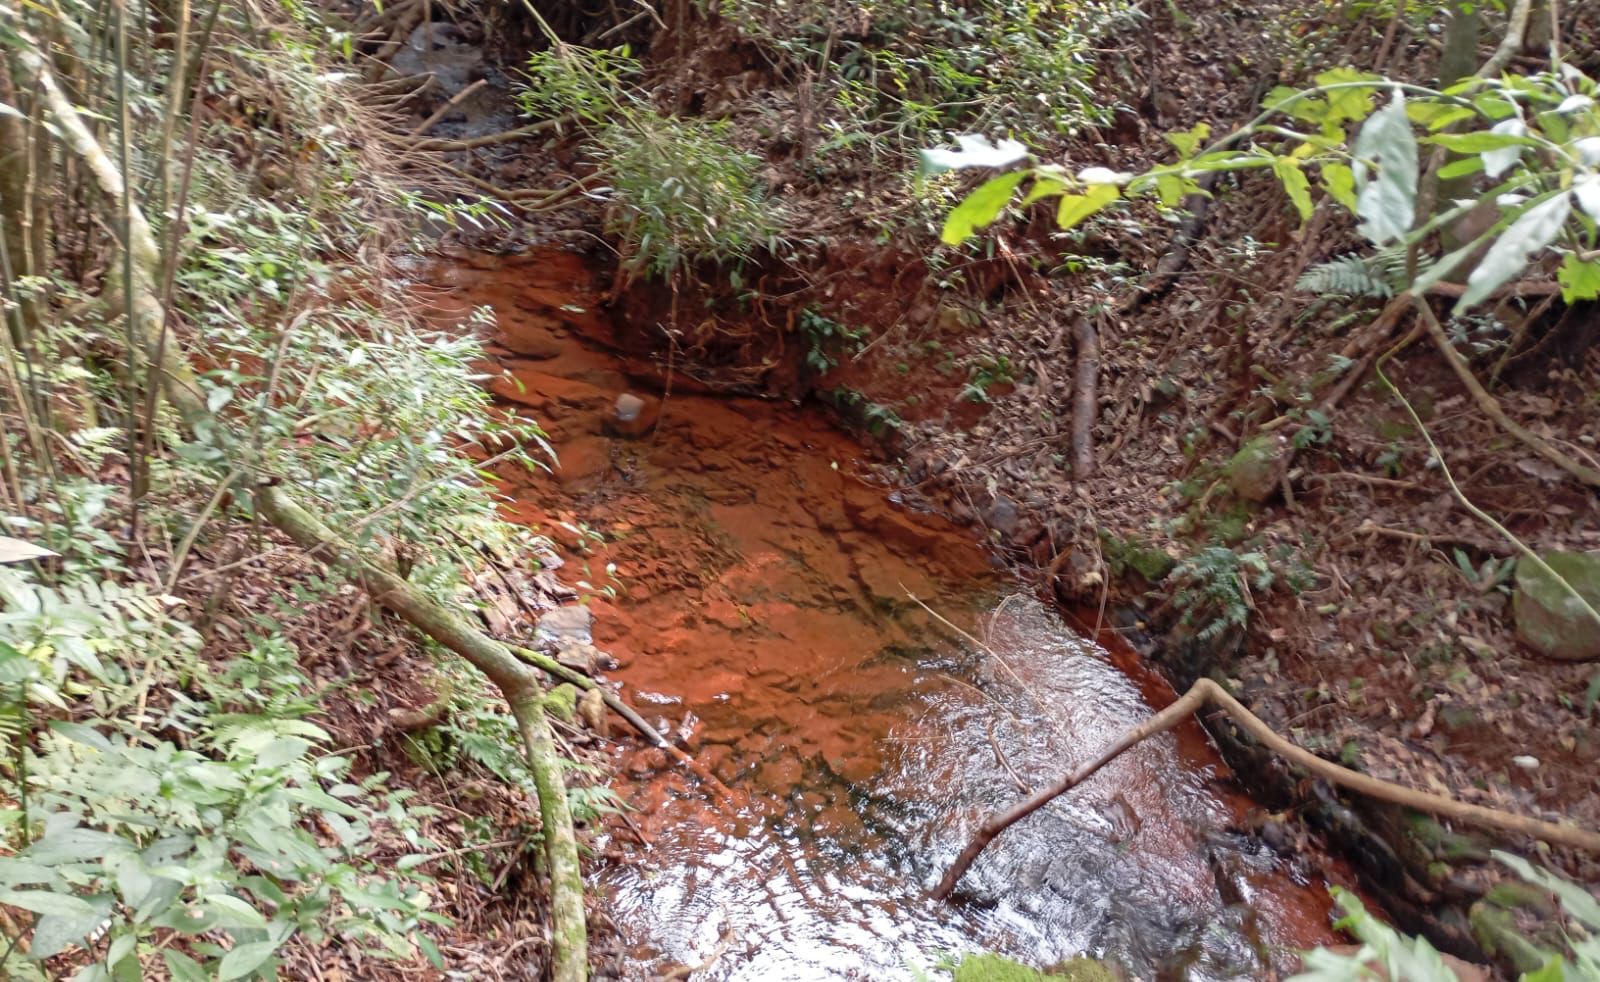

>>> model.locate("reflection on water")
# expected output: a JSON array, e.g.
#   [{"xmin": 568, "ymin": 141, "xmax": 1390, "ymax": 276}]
[
  {"xmin": 603, "ymin": 596, "xmax": 1336, "ymax": 981},
  {"xmin": 421, "ymin": 251, "xmax": 1342, "ymax": 980}
]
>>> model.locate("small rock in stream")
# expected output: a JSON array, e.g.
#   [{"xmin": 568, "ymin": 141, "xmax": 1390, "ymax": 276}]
[
  {"xmin": 537, "ymin": 605, "xmax": 594, "ymax": 645},
  {"xmin": 606, "ymin": 392, "xmax": 660, "ymax": 438}
]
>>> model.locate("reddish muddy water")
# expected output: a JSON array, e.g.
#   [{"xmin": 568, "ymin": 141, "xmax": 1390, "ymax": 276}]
[{"xmin": 423, "ymin": 251, "xmax": 1348, "ymax": 980}]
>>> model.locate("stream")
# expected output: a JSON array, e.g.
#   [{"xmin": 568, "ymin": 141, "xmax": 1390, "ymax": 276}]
[{"xmin": 424, "ymin": 250, "xmax": 1347, "ymax": 980}]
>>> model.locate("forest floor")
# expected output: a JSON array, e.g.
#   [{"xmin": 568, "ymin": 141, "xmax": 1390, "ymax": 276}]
[{"xmin": 373, "ymin": 0, "xmax": 1600, "ymax": 969}]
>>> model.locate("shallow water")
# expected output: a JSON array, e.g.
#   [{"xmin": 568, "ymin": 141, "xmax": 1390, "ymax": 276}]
[{"xmin": 423, "ymin": 251, "xmax": 1344, "ymax": 980}]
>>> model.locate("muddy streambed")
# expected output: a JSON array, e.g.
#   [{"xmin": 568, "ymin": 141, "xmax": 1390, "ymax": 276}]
[{"xmin": 423, "ymin": 251, "xmax": 1347, "ymax": 979}]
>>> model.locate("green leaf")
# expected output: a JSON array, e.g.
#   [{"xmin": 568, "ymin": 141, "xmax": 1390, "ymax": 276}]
[
  {"xmin": 1494, "ymin": 850, "xmax": 1600, "ymax": 929},
  {"xmin": 1352, "ymin": 89, "xmax": 1418, "ymax": 246},
  {"xmin": 1055, "ymin": 183, "xmax": 1120, "ymax": 232},
  {"xmin": 204, "ymin": 894, "xmax": 268, "ymax": 929},
  {"xmin": 1165, "ymin": 121, "xmax": 1211, "ymax": 158},
  {"xmin": 1320, "ymin": 163, "xmax": 1357, "ymax": 210},
  {"xmin": 1264, "ymin": 86, "xmax": 1328, "ymax": 124},
  {"xmin": 418, "ymin": 933, "xmax": 445, "ymax": 970},
  {"xmin": 1272, "ymin": 158, "xmax": 1314, "ymax": 222},
  {"xmin": 1154, "ymin": 173, "xmax": 1186, "ymax": 207},
  {"xmin": 1559, "ymin": 254, "xmax": 1600, "ymax": 302},
  {"xmin": 49, "ymin": 722, "xmax": 113, "ymax": 752},
  {"xmin": 1456, "ymin": 193, "xmax": 1571, "ymax": 311},
  {"xmin": 1423, "ymin": 130, "xmax": 1536, "ymax": 154},
  {"xmin": 940, "ymin": 171, "xmax": 1027, "ymax": 246},
  {"xmin": 1019, "ymin": 176, "xmax": 1068, "ymax": 205},
  {"xmin": 0, "ymin": 889, "xmax": 97, "ymax": 918},
  {"xmin": 1437, "ymin": 156, "xmax": 1485, "ymax": 180},
  {"xmin": 255, "ymin": 737, "xmax": 311, "ymax": 769},
  {"xmin": 217, "ymin": 940, "xmax": 281, "ymax": 981},
  {"xmin": 1315, "ymin": 68, "xmax": 1382, "ymax": 123},
  {"xmin": 27, "ymin": 827, "xmax": 132, "ymax": 863},
  {"xmin": 162, "ymin": 951, "xmax": 208, "ymax": 982}
]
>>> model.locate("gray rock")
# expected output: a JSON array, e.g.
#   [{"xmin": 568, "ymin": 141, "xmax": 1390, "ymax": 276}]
[
  {"xmin": 606, "ymin": 392, "xmax": 659, "ymax": 438},
  {"xmin": 982, "ymin": 494, "xmax": 1020, "ymax": 536},
  {"xmin": 1513, "ymin": 551, "xmax": 1600, "ymax": 661},
  {"xmin": 536, "ymin": 605, "xmax": 594, "ymax": 645},
  {"xmin": 1225, "ymin": 434, "xmax": 1287, "ymax": 503}
]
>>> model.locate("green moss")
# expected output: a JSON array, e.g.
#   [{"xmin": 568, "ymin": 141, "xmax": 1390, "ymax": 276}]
[
  {"xmin": 951, "ymin": 953, "xmax": 1116, "ymax": 982},
  {"xmin": 543, "ymin": 683, "xmax": 579, "ymax": 723},
  {"xmin": 1100, "ymin": 531, "xmax": 1175, "ymax": 583}
]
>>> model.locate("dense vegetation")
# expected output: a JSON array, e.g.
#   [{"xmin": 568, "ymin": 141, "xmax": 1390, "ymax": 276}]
[{"xmin": 3, "ymin": 0, "xmax": 1600, "ymax": 977}]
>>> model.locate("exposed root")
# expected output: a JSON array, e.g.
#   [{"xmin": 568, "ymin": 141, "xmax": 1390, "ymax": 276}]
[
  {"xmin": 396, "ymin": 113, "xmax": 577, "ymax": 151},
  {"xmin": 932, "ymin": 677, "xmax": 1600, "ymax": 901},
  {"xmin": 1412, "ymin": 296, "xmax": 1600, "ymax": 489}
]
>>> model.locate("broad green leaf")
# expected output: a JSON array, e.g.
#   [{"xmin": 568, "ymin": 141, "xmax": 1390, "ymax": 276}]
[
  {"xmin": 1559, "ymin": 254, "xmax": 1600, "ymax": 302},
  {"xmin": 255, "ymin": 736, "xmax": 311, "ymax": 769},
  {"xmin": 29, "ymin": 896, "xmax": 115, "ymax": 961},
  {"xmin": 162, "ymin": 951, "xmax": 208, "ymax": 982},
  {"xmin": 49, "ymin": 722, "xmax": 113, "ymax": 752},
  {"xmin": 1352, "ymin": 90, "xmax": 1418, "ymax": 245},
  {"xmin": 1020, "ymin": 177, "xmax": 1068, "ymax": 205},
  {"xmin": 919, "ymin": 135, "xmax": 1029, "ymax": 174},
  {"xmin": 0, "ymin": 889, "xmax": 97, "ymax": 918},
  {"xmin": 1316, "ymin": 68, "xmax": 1381, "ymax": 123},
  {"xmin": 940, "ymin": 171, "xmax": 1027, "ymax": 246},
  {"xmin": 1055, "ymin": 183, "xmax": 1120, "ymax": 232},
  {"xmin": 1264, "ymin": 86, "xmax": 1328, "ymax": 124},
  {"xmin": 1165, "ymin": 122, "xmax": 1211, "ymax": 158},
  {"xmin": 1272, "ymin": 158, "xmax": 1314, "ymax": 222},
  {"xmin": 217, "ymin": 940, "xmax": 281, "ymax": 981},
  {"xmin": 1437, "ymin": 156, "xmax": 1485, "ymax": 180},
  {"xmin": 25, "ymin": 827, "xmax": 129, "ymax": 863},
  {"xmin": 106, "ymin": 932, "xmax": 136, "ymax": 972},
  {"xmin": 1407, "ymin": 100, "xmax": 1472, "ymax": 129},
  {"xmin": 0, "ymin": 858, "xmax": 57, "ymax": 887},
  {"xmin": 1456, "ymin": 193, "xmax": 1571, "ymax": 311},
  {"xmin": 1155, "ymin": 173, "xmax": 1186, "ymax": 207},
  {"xmin": 204, "ymin": 893, "xmax": 268, "ymax": 929},
  {"xmin": 1423, "ymin": 129, "xmax": 1535, "ymax": 154}
]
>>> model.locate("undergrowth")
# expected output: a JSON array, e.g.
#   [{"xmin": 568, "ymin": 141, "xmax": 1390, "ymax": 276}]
[{"xmin": 0, "ymin": 0, "xmax": 585, "ymax": 975}]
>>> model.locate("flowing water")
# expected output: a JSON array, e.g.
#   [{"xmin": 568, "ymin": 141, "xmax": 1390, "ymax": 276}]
[{"xmin": 423, "ymin": 251, "xmax": 1347, "ymax": 980}]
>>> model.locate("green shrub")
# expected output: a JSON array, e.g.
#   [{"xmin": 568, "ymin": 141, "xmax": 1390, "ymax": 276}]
[{"xmin": 598, "ymin": 114, "xmax": 785, "ymax": 282}]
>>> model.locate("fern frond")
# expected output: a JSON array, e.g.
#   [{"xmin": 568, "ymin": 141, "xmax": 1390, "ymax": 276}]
[{"xmin": 1297, "ymin": 247, "xmax": 1418, "ymax": 299}]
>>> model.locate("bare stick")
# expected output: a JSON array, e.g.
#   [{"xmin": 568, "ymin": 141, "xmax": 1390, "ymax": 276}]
[
  {"xmin": 931, "ymin": 677, "xmax": 1600, "ymax": 900},
  {"xmin": 510, "ymin": 645, "xmax": 735, "ymax": 805},
  {"xmin": 408, "ymin": 78, "xmax": 487, "ymax": 136},
  {"xmin": 1071, "ymin": 314, "xmax": 1099, "ymax": 481}
]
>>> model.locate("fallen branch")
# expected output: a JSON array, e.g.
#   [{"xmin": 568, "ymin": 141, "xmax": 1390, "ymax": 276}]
[
  {"xmin": 511, "ymin": 646, "xmax": 736, "ymax": 804},
  {"xmin": 408, "ymin": 78, "xmax": 487, "ymax": 136},
  {"xmin": 931, "ymin": 677, "xmax": 1600, "ymax": 900},
  {"xmin": 1412, "ymin": 296, "xmax": 1600, "ymax": 489},
  {"xmin": 1070, "ymin": 313, "xmax": 1099, "ymax": 482}
]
